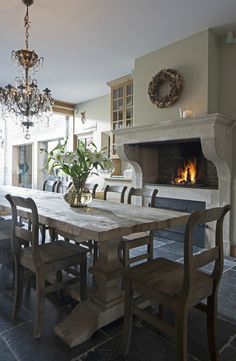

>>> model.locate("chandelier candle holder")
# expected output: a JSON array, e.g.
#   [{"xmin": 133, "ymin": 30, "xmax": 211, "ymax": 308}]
[{"xmin": 0, "ymin": 0, "xmax": 54, "ymax": 139}]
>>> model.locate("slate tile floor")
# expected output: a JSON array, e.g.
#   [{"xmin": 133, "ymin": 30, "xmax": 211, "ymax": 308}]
[{"xmin": 0, "ymin": 238, "xmax": 236, "ymax": 361}]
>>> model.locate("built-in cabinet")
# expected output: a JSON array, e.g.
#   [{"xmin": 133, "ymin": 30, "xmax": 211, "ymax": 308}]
[{"xmin": 107, "ymin": 75, "xmax": 133, "ymax": 157}]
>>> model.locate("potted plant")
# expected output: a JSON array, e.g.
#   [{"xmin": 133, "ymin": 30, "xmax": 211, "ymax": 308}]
[{"xmin": 41, "ymin": 140, "xmax": 114, "ymax": 207}]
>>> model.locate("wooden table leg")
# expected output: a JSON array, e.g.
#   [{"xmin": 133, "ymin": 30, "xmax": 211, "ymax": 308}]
[{"xmin": 54, "ymin": 237, "xmax": 124, "ymax": 347}]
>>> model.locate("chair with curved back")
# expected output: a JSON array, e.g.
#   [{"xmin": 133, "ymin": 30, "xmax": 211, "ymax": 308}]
[
  {"xmin": 59, "ymin": 184, "xmax": 127, "ymax": 263},
  {"xmin": 56, "ymin": 180, "xmax": 72, "ymax": 194},
  {"xmin": 56, "ymin": 182, "xmax": 99, "ymax": 264},
  {"xmin": 103, "ymin": 185, "xmax": 127, "ymax": 203},
  {"xmin": 118, "ymin": 187, "xmax": 158, "ymax": 269},
  {"xmin": 5, "ymin": 193, "xmax": 87, "ymax": 338},
  {"xmin": 41, "ymin": 179, "xmax": 61, "ymax": 243},
  {"xmin": 42, "ymin": 179, "xmax": 59, "ymax": 192},
  {"xmin": 17, "ymin": 179, "xmax": 59, "ymax": 235},
  {"xmin": 122, "ymin": 205, "xmax": 231, "ymax": 361},
  {"xmin": 85, "ymin": 182, "xmax": 98, "ymax": 199}
]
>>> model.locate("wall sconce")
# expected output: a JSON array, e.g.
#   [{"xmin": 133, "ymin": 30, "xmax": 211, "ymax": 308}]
[{"xmin": 80, "ymin": 111, "xmax": 86, "ymax": 124}]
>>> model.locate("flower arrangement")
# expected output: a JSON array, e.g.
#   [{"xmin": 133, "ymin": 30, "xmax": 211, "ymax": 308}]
[
  {"xmin": 41, "ymin": 140, "xmax": 114, "ymax": 206},
  {"xmin": 42, "ymin": 140, "xmax": 113, "ymax": 179}
]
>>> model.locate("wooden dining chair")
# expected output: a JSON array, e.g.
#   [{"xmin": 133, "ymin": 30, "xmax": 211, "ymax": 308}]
[
  {"xmin": 118, "ymin": 187, "xmax": 158, "ymax": 269},
  {"xmin": 41, "ymin": 179, "xmax": 61, "ymax": 244},
  {"xmin": 5, "ymin": 193, "xmax": 88, "ymax": 338},
  {"xmin": 57, "ymin": 182, "xmax": 99, "ymax": 264},
  {"xmin": 57, "ymin": 180, "xmax": 72, "ymax": 194},
  {"xmin": 103, "ymin": 185, "xmax": 127, "ymax": 203},
  {"xmin": 122, "ymin": 205, "xmax": 230, "ymax": 361},
  {"xmin": 59, "ymin": 184, "xmax": 126, "ymax": 264},
  {"xmin": 42, "ymin": 179, "xmax": 59, "ymax": 192},
  {"xmin": 85, "ymin": 182, "xmax": 98, "ymax": 199}
]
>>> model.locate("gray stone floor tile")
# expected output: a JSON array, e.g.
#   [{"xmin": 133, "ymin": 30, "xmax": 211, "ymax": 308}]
[
  {"xmin": 80, "ymin": 328, "xmax": 198, "ymax": 361},
  {"xmin": 231, "ymin": 335, "xmax": 236, "ymax": 348},
  {"xmin": 1, "ymin": 306, "xmax": 107, "ymax": 361},
  {"xmin": 0, "ymin": 293, "xmax": 33, "ymax": 333},
  {"xmin": 219, "ymin": 346, "xmax": 236, "ymax": 361},
  {"xmin": 0, "ymin": 337, "xmax": 16, "ymax": 361},
  {"xmin": 221, "ymin": 269, "xmax": 236, "ymax": 286},
  {"xmin": 0, "ymin": 265, "xmax": 14, "ymax": 294}
]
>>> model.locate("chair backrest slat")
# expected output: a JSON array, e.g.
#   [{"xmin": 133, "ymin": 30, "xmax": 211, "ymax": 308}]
[
  {"xmin": 104, "ymin": 185, "xmax": 127, "ymax": 203},
  {"xmin": 43, "ymin": 179, "xmax": 59, "ymax": 192},
  {"xmin": 5, "ymin": 194, "xmax": 42, "ymax": 266},
  {"xmin": 15, "ymin": 226, "xmax": 33, "ymax": 243},
  {"xmin": 85, "ymin": 183, "xmax": 98, "ymax": 198},
  {"xmin": 57, "ymin": 181, "xmax": 72, "ymax": 193},
  {"xmin": 127, "ymin": 187, "xmax": 158, "ymax": 207},
  {"xmin": 192, "ymin": 246, "xmax": 219, "ymax": 269}
]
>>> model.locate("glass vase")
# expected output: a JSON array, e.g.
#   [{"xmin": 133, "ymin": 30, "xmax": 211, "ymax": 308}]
[{"xmin": 63, "ymin": 178, "xmax": 92, "ymax": 207}]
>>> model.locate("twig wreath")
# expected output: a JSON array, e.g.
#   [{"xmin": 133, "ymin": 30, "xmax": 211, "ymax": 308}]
[{"xmin": 148, "ymin": 68, "xmax": 183, "ymax": 108}]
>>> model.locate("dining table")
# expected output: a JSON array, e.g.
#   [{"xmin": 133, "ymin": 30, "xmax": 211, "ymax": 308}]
[{"xmin": 0, "ymin": 185, "xmax": 189, "ymax": 347}]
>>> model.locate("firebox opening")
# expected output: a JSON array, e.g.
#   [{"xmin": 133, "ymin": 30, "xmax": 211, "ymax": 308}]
[{"xmin": 129, "ymin": 138, "xmax": 218, "ymax": 189}]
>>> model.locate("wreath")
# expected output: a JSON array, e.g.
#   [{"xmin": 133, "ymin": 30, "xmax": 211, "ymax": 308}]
[{"xmin": 148, "ymin": 68, "xmax": 183, "ymax": 108}]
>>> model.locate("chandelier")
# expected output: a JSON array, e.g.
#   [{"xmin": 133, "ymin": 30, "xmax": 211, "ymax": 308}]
[{"xmin": 0, "ymin": 0, "xmax": 54, "ymax": 140}]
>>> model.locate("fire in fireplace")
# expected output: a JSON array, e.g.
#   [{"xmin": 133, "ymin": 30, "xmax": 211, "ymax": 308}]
[{"xmin": 171, "ymin": 158, "xmax": 197, "ymax": 185}]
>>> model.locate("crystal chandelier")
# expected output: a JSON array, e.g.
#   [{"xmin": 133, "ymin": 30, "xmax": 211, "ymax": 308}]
[{"xmin": 0, "ymin": 0, "xmax": 54, "ymax": 140}]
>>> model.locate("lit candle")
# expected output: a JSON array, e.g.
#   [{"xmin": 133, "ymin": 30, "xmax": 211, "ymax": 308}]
[{"xmin": 182, "ymin": 108, "xmax": 193, "ymax": 118}]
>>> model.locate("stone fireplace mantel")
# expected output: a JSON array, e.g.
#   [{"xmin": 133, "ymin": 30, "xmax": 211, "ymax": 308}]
[{"xmin": 113, "ymin": 113, "xmax": 236, "ymax": 255}]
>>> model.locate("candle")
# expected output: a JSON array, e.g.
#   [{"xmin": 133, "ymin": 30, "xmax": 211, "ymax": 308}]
[{"xmin": 182, "ymin": 108, "xmax": 193, "ymax": 118}]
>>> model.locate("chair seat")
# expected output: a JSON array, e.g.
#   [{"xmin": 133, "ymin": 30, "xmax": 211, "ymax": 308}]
[
  {"xmin": 125, "ymin": 257, "xmax": 213, "ymax": 307},
  {"xmin": 19, "ymin": 240, "xmax": 87, "ymax": 270},
  {"xmin": 123, "ymin": 231, "xmax": 150, "ymax": 241}
]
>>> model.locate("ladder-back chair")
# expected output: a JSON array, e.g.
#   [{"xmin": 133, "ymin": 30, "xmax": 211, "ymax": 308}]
[
  {"xmin": 103, "ymin": 185, "xmax": 127, "ymax": 203},
  {"xmin": 6, "ymin": 193, "xmax": 87, "ymax": 338},
  {"xmin": 122, "ymin": 205, "xmax": 230, "ymax": 361},
  {"xmin": 118, "ymin": 187, "xmax": 158, "ymax": 269},
  {"xmin": 57, "ymin": 183, "xmax": 99, "ymax": 264},
  {"xmin": 41, "ymin": 179, "xmax": 61, "ymax": 243}
]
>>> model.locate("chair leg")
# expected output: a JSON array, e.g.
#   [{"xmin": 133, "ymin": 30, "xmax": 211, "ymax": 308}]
[
  {"xmin": 122, "ymin": 278, "xmax": 134, "ymax": 354},
  {"xmin": 40, "ymin": 225, "xmax": 46, "ymax": 245},
  {"xmin": 207, "ymin": 293, "xmax": 218, "ymax": 361},
  {"xmin": 79, "ymin": 254, "xmax": 87, "ymax": 301},
  {"xmin": 49, "ymin": 228, "xmax": 57, "ymax": 242},
  {"xmin": 13, "ymin": 263, "xmax": 24, "ymax": 319},
  {"xmin": 175, "ymin": 307, "xmax": 188, "ymax": 361},
  {"xmin": 34, "ymin": 270, "xmax": 45, "ymax": 338},
  {"xmin": 93, "ymin": 241, "xmax": 98, "ymax": 265}
]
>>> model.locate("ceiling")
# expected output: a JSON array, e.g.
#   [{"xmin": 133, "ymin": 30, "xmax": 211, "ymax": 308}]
[{"xmin": 0, "ymin": 0, "xmax": 236, "ymax": 104}]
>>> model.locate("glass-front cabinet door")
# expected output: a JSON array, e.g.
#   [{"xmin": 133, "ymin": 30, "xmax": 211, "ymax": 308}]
[{"xmin": 107, "ymin": 75, "xmax": 133, "ymax": 156}]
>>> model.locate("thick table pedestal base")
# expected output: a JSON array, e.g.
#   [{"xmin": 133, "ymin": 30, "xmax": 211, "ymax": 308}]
[{"xmin": 54, "ymin": 298, "xmax": 124, "ymax": 347}]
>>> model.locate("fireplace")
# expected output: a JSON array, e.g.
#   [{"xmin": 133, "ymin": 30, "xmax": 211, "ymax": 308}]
[
  {"xmin": 128, "ymin": 139, "xmax": 218, "ymax": 188},
  {"xmin": 114, "ymin": 114, "xmax": 235, "ymax": 255}
]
